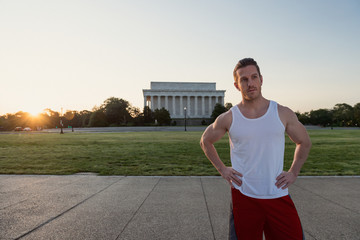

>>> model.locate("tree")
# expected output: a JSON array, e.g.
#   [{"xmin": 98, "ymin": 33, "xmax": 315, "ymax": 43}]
[
  {"xmin": 43, "ymin": 109, "xmax": 60, "ymax": 128},
  {"xmin": 211, "ymin": 103, "xmax": 227, "ymax": 122},
  {"xmin": 309, "ymin": 109, "xmax": 332, "ymax": 127},
  {"xmin": 129, "ymin": 106, "xmax": 141, "ymax": 119},
  {"xmin": 353, "ymin": 103, "xmax": 360, "ymax": 127},
  {"xmin": 89, "ymin": 110, "xmax": 108, "ymax": 127},
  {"xmin": 133, "ymin": 106, "xmax": 155, "ymax": 126},
  {"xmin": 225, "ymin": 102, "xmax": 233, "ymax": 110},
  {"xmin": 62, "ymin": 110, "xmax": 89, "ymax": 128},
  {"xmin": 79, "ymin": 110, "xmax": 92, "ymax": 127},
  {"xmin": 296, "ymin": 111, "xmax": 310, "ymax": 125},
  {"xmin": 101, "ymin": 97, "xmax": 132, "ymax": 126},
  {"xmin": 154, "ymin": 108, "xmax": 171, "ymax": 125},
  {"xmin": 2, "ymin": 114, "xmax": 17, "ymax": 130},
  {"xmin": 142, "ymin": 106, "xmax": 154, "ymax": 124},
  {"xmin": 63, "ymin": 111, "xmax": 76, "ymax": 122},
  {"xmin": 332, "ymin": 103, "xmax": 354, "ymax": 126},
  {"xmin": 0, "ymin": 116, "xmax": 6, "ymax": 130}
]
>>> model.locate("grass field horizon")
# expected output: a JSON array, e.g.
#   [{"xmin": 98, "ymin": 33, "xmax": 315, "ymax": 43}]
[{"xmin": 0, "ymin": 129, "xmax": 359, "ymax": 176}]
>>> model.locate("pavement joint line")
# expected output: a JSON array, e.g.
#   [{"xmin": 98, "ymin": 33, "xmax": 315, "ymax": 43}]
[
  {"xmin": 1, "ymin": 199, "xmax": 28, "ymax": 211},
  {"xmin": 13, "ymin": 176, "xmax": 124, "ymax": 240},
  {"xmin": 293, "ymin": 183, "xmax": 359, "ymax": 215},
  {"xmin": 200, "ymin": 178, "xmax": 216, "ymax": 240},
  {"xmin": 304, "ymin": 230, "xmax": 318, "ymax": 240},
  {"xmin": 115, "ymin": 177, "xmax": 161, "ymax": 240}
]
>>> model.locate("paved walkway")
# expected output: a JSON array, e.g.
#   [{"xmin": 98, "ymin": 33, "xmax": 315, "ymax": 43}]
[{"xmin": 0, "ymin": 175, "xmax": 359, "ymax": 240}]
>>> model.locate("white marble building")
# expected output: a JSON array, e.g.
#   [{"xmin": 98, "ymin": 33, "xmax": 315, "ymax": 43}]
[{"xmin": 143, "ymin": 82, "xmax": 225, "ymax": 119}]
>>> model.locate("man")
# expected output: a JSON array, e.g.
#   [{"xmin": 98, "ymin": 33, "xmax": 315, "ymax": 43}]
[{"xmin": 200, "ymin": 58, "xmax": 311, "ymax": 240}]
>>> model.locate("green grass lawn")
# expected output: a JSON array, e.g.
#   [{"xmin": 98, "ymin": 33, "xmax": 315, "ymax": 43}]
[{"xmin": 0, "ymin": 129, "xmax": 359, "ymax": 176}]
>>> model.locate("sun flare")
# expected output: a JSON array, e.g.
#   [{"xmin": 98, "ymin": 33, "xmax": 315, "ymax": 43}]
[{"xmin": 25, "ymin": 108, "xmax": 44, "ymax": 117}]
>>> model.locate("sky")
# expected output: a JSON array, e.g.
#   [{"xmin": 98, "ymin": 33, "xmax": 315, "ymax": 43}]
[{"xmin": 1, "ymin": 0, "xmax": 359, "ymax": 116}]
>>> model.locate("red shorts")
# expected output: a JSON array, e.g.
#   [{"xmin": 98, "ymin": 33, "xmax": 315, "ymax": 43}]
[{"xmin": 231, "ymin": 188, "xmax": 304, "ymax": 240}]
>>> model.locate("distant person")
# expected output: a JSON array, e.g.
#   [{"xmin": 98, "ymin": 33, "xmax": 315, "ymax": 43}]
[{"xmin": 200, "ymin": 58, "xmax": 311, "ymax": 239}]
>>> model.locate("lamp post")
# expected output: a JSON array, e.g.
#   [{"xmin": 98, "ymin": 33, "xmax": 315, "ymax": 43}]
[{"xmin": 184, "ymin": 107, "xmax": 187, "ymax": 131}]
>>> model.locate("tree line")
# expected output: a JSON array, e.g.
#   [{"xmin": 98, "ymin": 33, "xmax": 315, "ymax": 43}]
[
  {"xmin": 296, "ymin": 103, "xmax": 360, "ymax": 127},
  {"xmin": 0, "ymin": 98, "xmax": 359, "ymax": 131},
  {"xmin": 0, "ymin": 97, "xmax": 171, "ymax": 131}
]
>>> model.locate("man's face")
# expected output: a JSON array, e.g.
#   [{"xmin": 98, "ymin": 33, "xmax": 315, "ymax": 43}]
[{"xmin": 234, "ymin": 65, "xmax": 263, "ymax": 101}]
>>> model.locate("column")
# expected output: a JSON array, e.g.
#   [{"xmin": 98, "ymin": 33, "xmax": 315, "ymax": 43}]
[
  {"xmin": 180, "ymin": 96, "xmax": 183, "ymax": 117},
  {"xmin": 195, "ymin": 96, "xmax": 198, "ymax": 117},
  {"xmin": 209, "ymin": 95, "xmax": 212, "ymax": 114},
  {"xmin": 187, "ymin": 96, "xmax": 190, "ymax": 117},
  {"xmin": 165, "ymin": 95, "xmax": 168, "ymax": 110},
  {"xmin": 150, "ymin": 96, "xmax": 154, "ymax": 109},
  {"xmin": 216, "ymin": 96, "xmax": 219, "ymax": 105},
  {"xmin": 202, "ymin": 96, "xmax": 205, "ymax": 116},
  {"xmin": 157, "ymin": 96, "xmax": 161, "ymax": 109},
  {"xmin": 144, "ymin": 96, "xmax": 147, "ymax": 109},
  {"xmin": 172, "ymin": 96, "xmax": 176, "ymax": 117}
]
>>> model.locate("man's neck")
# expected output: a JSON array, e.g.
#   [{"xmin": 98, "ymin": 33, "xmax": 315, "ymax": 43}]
[
  {"xmin": 240, "ymin": 96, "xmax": 267, "ymax": 109},
  {"xmin": 237, "ymin": 96, "xmax": 270, "ymax": 119}
]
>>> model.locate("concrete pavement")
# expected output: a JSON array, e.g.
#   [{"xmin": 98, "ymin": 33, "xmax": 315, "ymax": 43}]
[{"xmin": 0, "ymin": 175, "xmax": 359, "ymax": 240}]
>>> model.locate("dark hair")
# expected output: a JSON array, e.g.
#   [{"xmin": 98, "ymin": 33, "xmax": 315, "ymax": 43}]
[{"xmin": 233, "ymin": 58, "xmax": 261, "ymax": 81}]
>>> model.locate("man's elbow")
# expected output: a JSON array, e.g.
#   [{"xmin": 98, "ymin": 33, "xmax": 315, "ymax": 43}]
[
  {"xmin": 200, "ymin": 138, "xmax": 204, "ymax": 149},
  {"xmin": 295, "ymin": 134, "xmax": 311, "ymax": 147},
  {"xmin": 200, "ymin": 136, "xmax": 211, "ymax": 151},
  {"xmin": 300, "ymin": 137, "xmax": 312, "ymax": 151},
  {"xmin": 200, "ymin": 137, "xmax": 206, "ymax": 150}
]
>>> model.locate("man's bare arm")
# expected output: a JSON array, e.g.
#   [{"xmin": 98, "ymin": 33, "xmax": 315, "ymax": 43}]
[
  {"xmin": 200, "ymin": 111, "xmax": 243, "ymax": 187},
  {"xmin": 276, "ymin": 106, "xmax": 312, "ymax": 189}
]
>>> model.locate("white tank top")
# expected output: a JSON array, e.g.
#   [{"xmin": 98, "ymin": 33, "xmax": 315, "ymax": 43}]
[{"xmin": 229, "ymin": 101, "xmax": 288, "ymax": 199}]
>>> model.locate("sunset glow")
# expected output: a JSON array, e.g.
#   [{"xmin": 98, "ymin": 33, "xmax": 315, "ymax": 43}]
[{"xmin": 27, "ymin": 110, "xmax": 43, "ymax": 118}]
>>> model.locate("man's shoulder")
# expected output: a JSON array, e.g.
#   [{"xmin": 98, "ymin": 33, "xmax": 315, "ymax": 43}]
[
  {"xmin": 276, "ymin": 103, "xmax": 299, "ymax": 127},
  {"xmin": 277, "ymin": 103, "xmax": 295, "ymax": 116},
  {"xmin": 214, "ymin": 109, "xmax": 233, "ymax": 131},
  {"xmin": 217, "ymin": 109, "xmax": 233, "ymax": 123}
]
